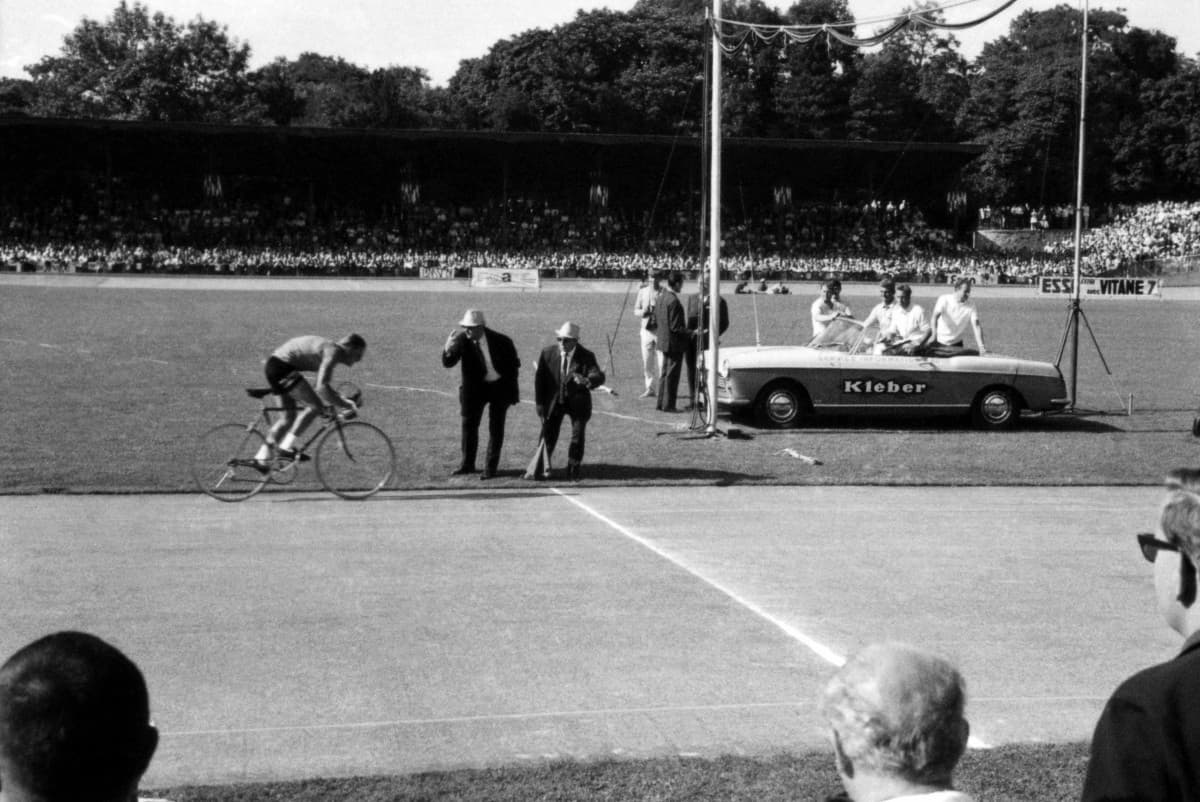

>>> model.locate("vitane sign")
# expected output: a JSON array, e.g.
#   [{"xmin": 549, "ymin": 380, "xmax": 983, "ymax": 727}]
[{"xmin": 1039, "ymin": 276, "xmax": 1162, "ymax": 297}]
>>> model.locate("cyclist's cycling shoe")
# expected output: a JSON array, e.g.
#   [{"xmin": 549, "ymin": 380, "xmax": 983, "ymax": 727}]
[
  {"xmin": 250, "ymin": 459, "xmax": 271, "ymax": 474},
  {"xmin": 277, "ymin": 448, "xmax": 311, "ymax": 463}
]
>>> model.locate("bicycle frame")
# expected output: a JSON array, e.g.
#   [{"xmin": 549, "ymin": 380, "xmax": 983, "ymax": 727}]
[{"xmin": 254, "ymin": 403, "xmax": 340, "ymax": 458}]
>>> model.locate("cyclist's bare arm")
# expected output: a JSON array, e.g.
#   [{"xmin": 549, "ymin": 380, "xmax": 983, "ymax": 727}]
[{"xmin": 314, "ymin": 345, "xmax": 356, "ymax": 413}]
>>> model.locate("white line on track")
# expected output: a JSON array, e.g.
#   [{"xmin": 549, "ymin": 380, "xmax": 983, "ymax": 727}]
[
  {"xmin": 162, "ymin": 701, "xmax": 805, "ymax": 737},
  {"xmin": 551, "ymin": 489, "xmax": 992, "ymax": 749},
  {"xmin": 551, "ymin": 488, "xmax": 846, "ymax": 666}
]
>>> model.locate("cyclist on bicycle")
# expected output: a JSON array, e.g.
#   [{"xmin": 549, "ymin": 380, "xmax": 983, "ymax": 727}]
[{"xmin": 254, "ymin": 333, "xmax": 366, "ymax": 466}]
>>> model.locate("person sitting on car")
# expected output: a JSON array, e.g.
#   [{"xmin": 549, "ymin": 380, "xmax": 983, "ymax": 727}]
[
  {"xmin": 811, "ymin": 280, "xmax": 853, "ymax": 338},
  {"xmin": 878, "ymin": 284, "xmax": 932, "ymax": 356},
  {"xmin": 929, "ymin": 278, "xmax": 986, "ymax": 356}
]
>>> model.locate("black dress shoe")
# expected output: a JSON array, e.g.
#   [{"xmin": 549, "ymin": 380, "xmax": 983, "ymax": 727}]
[{"xmin": 451, "ymin": 466, "xmax": 477, "ymax": 475}]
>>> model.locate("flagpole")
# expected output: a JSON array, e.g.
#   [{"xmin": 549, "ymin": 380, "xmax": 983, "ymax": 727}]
[
  {"xmin": 1067, "ymin": 0, "xmax": 1088, "ymax": 408},
  {"xmin": 705, "ymin": 0, "xmax": 722, "ymax": 434}
]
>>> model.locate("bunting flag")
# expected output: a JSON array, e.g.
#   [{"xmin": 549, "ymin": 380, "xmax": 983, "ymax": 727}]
[
  {"xmin": 202, "ymin": 174, "xmax": 223, "ymax": 199},
  {"xmin": 710, "ymin": 0, "xmax": 1018, "ymax": 54}
]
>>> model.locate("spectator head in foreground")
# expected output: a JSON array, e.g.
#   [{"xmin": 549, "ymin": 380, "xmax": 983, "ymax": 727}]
[
  {"xmin": 1149, "ymin": 485, "xmax": 1200, "ymax": 636},
  {"xmin": 1081, "ymin": 475, "xmax": 1200, "ymax": 799},
  {"xmin": 819, "ymin": 642, "xmax": 972, "ymax": 802},
  {"xmin": 0, "ymin": 631, "xmax": 158, "ymax": 802}
]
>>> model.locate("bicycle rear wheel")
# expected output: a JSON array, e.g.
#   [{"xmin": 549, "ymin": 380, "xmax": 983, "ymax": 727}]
[
  {"xmin": 191, "ymin": 423, "xmax": 270, "ymax": 501},
  {"xmin": 314, "ymin": 420, "xmax": 396, "ymax": 499}
]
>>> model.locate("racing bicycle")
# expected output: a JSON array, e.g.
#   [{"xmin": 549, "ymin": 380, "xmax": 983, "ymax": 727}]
[{"xmin": 191, "ymin": 381, "xmax": 396, "ymax": 501}]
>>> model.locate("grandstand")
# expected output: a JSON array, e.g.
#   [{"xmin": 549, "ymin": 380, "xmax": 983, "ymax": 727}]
[
  {"xmin": 1, "ymin": 116, "xmax": 984, "ymax": 277},
  {"xmin": 2, "ymin": 117, "xmax": 1196, "ymax": 284}
]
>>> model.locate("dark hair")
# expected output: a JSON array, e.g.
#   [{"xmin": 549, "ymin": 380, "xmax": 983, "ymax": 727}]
[
  {"xmin": 668, "ymin": 271, "xmax": 684, "ymax": 287},
  {"xmin": 341, "ymin": 333, "xmax": 366, "ymax": 351},
  {"xmin": 0, "ymin": 632, "xmax": 156, "ymax": 799}
]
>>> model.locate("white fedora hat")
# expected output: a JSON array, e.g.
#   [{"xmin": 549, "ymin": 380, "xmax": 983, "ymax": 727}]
[
  {"xmin": 555, "ymin": 321, "xmax": 581, "ymax": 340},
  {"xmin": 459, "ymin": 309, "xmax": 486, "ymax": 327}
]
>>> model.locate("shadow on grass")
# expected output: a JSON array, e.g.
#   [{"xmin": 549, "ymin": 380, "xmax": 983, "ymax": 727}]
[
  {"xmin": 567, "ymin": 463, "xmax": 767, "ymax": 484},
  {"xmin": 725, "ymin": 412, "xmax": 1125, "ymax": 434}
]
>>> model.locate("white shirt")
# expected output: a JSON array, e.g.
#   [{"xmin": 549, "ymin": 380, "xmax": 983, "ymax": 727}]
[
  {"xmin": 634, "ymin": 284, "xmax": 658, "ymax": 332},
  {"xmin": 811, "ymin": 297, "xmax": 852, "ymax": 337},
  {"xmin": 931, "ymin": 293, "xmax": 980, "ymax": 345},
  {"xmin": 885, "ymin": 791, "xmax": 974, "ymax": 802},
  {"xmin": 862, "ymin": 301, "xmax": 898, "ymax": 334},
  {"xmin": 888, "ymin": 302, "xmax": 929, "ymax": 341}
]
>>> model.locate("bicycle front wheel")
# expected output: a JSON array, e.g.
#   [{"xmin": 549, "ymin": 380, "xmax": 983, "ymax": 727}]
[
  {"xmin": 191, "ymin": 423, "xmax": 270, "ymax": 502},
  {"xmin": 315, "ymin": 421, "xmax": 396, "ymax": 500}
]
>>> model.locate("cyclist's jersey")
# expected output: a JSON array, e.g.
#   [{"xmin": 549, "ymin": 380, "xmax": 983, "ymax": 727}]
[{"xmin": 272, "ymin": 336, "xmax": 332, "ymax": 373}]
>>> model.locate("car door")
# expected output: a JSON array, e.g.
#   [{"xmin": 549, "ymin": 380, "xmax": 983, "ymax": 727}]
[{"xmin": 813, "ymin": 352, "xmax": 966, "ymax": 416}]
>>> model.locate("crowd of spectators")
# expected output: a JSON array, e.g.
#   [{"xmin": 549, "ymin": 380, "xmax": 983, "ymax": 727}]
[
  {"xmin": 1043, "ymin": 200, "xmax": 1200, "ymax": 273},
  {"xmin": 1, "ymin": 187, "xmax": 1195, "ymax": 283}
]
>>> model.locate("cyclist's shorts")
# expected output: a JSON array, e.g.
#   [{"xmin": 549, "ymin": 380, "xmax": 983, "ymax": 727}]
[{"xmin": 265, "ymin": 356, "xmax": 304, "ymax": 395}]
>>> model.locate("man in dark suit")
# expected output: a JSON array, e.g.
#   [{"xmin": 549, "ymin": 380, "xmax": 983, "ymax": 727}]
[
  {"xmin": 442, "ymin": 309, "xmax": 520, "ymax": 479},
  {"xmin": 654, "ymin": 270, "xmax": 689, "ymax": 412},
  {"xmin": 533, "ymin": 321, "xmax": 605, "ymax": 482},
  {"xmin": 1082, "ymin": 469, "xmax": 1200, "ymax": 800},
  {"xmin": 685, "ymin": 272, "xmax": 730, "ymax": 407}
]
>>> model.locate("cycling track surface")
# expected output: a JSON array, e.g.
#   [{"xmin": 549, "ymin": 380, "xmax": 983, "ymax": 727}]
[{"xmin": 0, "ymin": 485, "xmax": 1174, "ymax": 787}]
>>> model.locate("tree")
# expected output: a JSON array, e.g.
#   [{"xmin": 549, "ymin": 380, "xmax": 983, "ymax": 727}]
[
  {"xmin": 772, "ymin": 0, "xmax": 861, "ymax": 139},
  {"xmin": 1112, "ymin": 57, "xmax": 1200, "ymax": 197},
  {"xmin": 0, "ymin": 78, "xmax": 36, "ymax": 116},
  {"xmin": 958, "ymin": 4, "xmax": 1184, "ymax": 205},
  {"xmin": 25, "ymin": 1, "xmax": 261, "ymax": 123},
  {"xmin": 248, "ymin": 58, "xmax": 306, "ymax": 126},
  {"xmin": 718, "ymin": 0, "xmax": 787, "ymax": 137},
  {"xmin": 445, "ymin": 8, "xmax": 703, "ymax": 134},
  {"xmin": 847, "ymin": 3, "xmax": 968, "ymax": 142}
]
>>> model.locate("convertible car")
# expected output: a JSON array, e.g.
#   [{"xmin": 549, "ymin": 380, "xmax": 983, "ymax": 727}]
[{"xmin": 714, "ymin": 317, "xmax": 1069, "ymax": 429}]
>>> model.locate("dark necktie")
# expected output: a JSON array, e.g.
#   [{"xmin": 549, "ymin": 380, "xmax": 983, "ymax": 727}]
[{"xmin": 560, "ymin": 351, "xmax": 570, "ymax": 400}]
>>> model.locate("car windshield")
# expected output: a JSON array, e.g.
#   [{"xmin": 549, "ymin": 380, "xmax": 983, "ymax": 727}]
[{"xmin": 807, "ymin": 317, "xmax": 879, "ymax": 355}]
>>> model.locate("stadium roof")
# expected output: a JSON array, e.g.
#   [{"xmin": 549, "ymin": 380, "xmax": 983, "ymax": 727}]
[{"xmin": 0, "ymin": 115, "xmax": 984, "ymax": 206}]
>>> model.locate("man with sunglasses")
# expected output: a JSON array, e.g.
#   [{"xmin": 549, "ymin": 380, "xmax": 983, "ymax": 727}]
[{"xmin": 1082, "ymin": 473, "xmax": 1200, "ymax": 800}]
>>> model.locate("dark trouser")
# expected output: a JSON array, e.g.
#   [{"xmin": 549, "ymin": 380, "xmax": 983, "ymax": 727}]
[
  {"xmin": 684, "ymin": 338, "xmax": 698, "ymax": 401},
  {"xmin": 543, "ymin": 407, "xmax": 588, "ymax": 467},
  {"xmin": 460, "ymin": 387, "xmax": 509, "ymax": 472},
  {"xmin": 657, "ymin": 350, "xmax": 683, "ymax": 410}
]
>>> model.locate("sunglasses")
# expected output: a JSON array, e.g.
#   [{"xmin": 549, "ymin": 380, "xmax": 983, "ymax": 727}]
[
  {"xmin": 1138, "ymin": 532, "xmax": 1180, "ymax": 562},
  {"xmin": 1139, "ymin": 532, "xmax": 1198, "ymax": 605}
]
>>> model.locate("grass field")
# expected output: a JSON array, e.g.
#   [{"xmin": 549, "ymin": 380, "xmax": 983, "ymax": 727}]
[
  {"xmin": 2, "ymin": 277, "xmax": 1192, "ymax": 801},
  {"xmin": 150, "ymin": 744, "xmax": 1092, "ymax": 802},
  {"xmin": 3, "ymin": 278, "xmax": 1198, "ymax": 492}
]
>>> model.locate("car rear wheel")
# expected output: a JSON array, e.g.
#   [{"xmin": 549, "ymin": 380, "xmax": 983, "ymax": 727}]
[
  {"xmin": 755, "ymin": 381, "xmax": 806, "ymax": 428},
  {"xmin": 972, "ymin": 387, "xmax": 1019, "ymax": 429}
]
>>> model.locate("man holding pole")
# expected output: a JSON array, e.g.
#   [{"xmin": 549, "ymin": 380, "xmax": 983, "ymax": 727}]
[{"xmin": 528, "ymin": 322, "xmax": 605, "ymax": 482}]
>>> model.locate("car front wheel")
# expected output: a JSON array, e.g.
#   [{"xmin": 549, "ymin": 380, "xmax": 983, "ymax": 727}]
[
  {"xmin": 972, "ymin": 387, "xmax": 1019, "ymax": 429},
  {"xmin": 755, "ymin": 381, "xmax": 806, "ymax": 428}
]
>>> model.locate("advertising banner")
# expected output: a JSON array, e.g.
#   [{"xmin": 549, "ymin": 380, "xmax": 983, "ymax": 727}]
[
  {"xmin": 470, "ymin": 267, "xmax": 541, "ymax": 289},
  {"xmin": 1039, "ymin": 276, "xmax": 1162, "ymax": 298}
]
